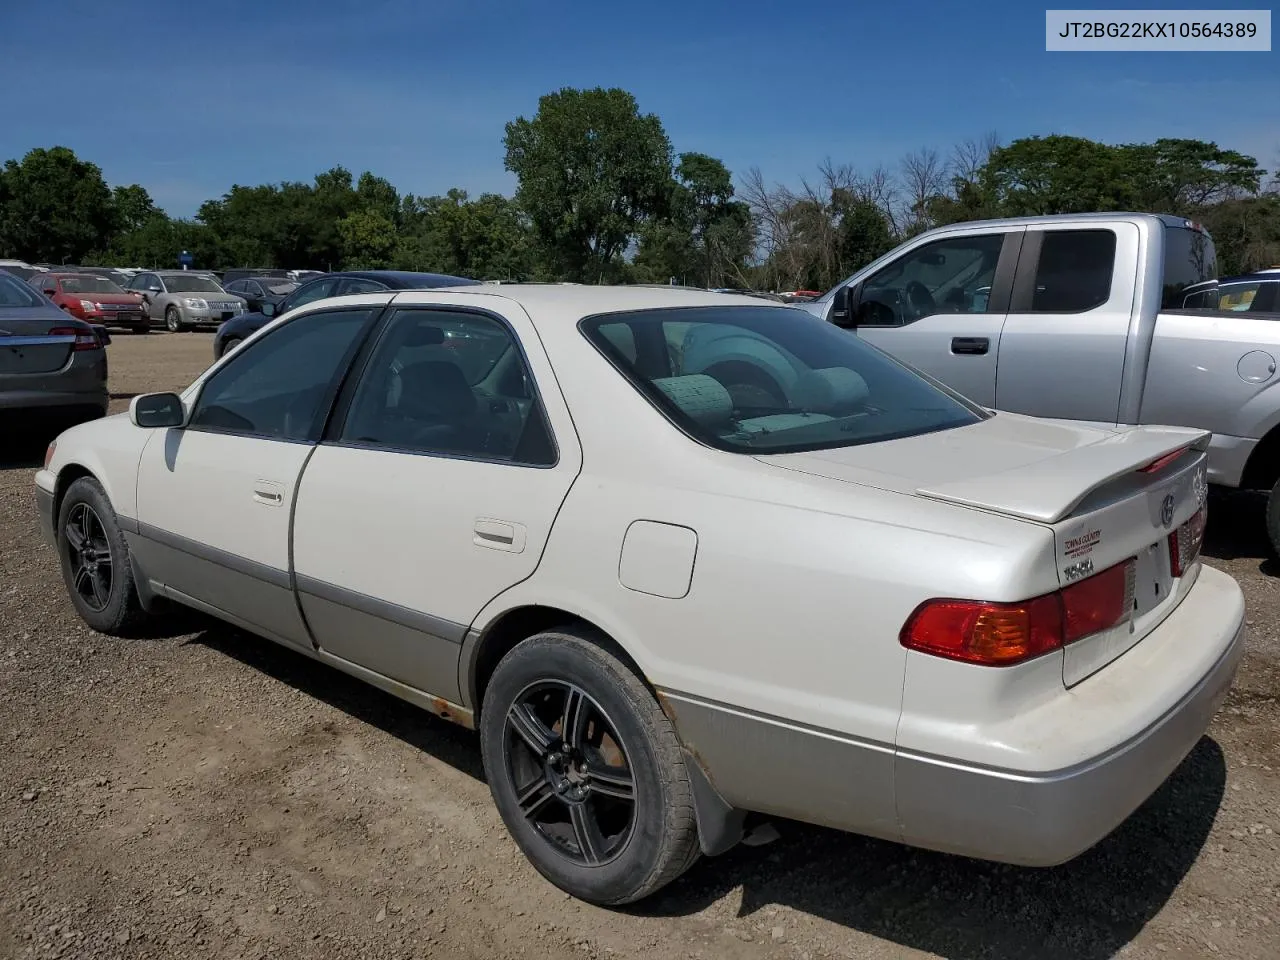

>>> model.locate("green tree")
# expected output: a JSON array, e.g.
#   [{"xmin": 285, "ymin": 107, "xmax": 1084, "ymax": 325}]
[
  {"xmin": 504, "ymin": 87, "xmax": 673, "ymax": 281},
  {"xmin": 977, "ymin": 135, "xmax": 1143, "ymax": 216},
  {"xmin": 338, "ymin": 209, "xmax": 397, "ymax": 268},
  {"xmin": 110, "ymin": 184, "xmax": 163, "ymax": 235},
  {"xmin": 1125, "ymin": 138, "xmax": 1263, "ymax": 213},
  {"xmin": 0, "ymin": 147, "xmax": 115, "ymax": 262}
]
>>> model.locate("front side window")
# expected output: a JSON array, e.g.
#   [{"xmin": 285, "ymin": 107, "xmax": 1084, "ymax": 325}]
[
  {"xmin": 339, "ymin": 309, "xmax": 554, "ymax": 465},
  {"xmin": 583, "ymin": 305, "xmax": 985, "ymax": 455},
  {"xmin": 856, "ymin": 234, "xmax": 1004, "ymax": 327},
  {"xmin": 1029, "ymin": 229, "xmax": 1117, "ymax": 312},
  {"xmin": 188, "ymin": 308, "xmax": 372, "ymax": 441},
  {"xmin": 1214, "ymin": 282, "xmax": 1262, "ymax": 312}
]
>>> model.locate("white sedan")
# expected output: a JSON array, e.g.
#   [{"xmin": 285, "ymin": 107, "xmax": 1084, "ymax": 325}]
[{"xmin": 35, "ymin": 285, "xmax": 1244, "ymax": 905}]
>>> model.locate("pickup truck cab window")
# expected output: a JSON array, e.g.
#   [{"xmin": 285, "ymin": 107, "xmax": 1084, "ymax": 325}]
[
  {"xmin": 1028, "ymin": 229, "xmax": 1116, "ymax": 313},
  {"xmin": 856, "ymin": 234, "xmax": 1004, "ymax": 327},
  {"xmin": 1161, "ymin": 225, "xmax": 1217, "ymax": 309}
]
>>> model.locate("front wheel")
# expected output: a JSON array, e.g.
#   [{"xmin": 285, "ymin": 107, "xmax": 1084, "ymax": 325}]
[
  {"xmin": 56, "ymin": 477, "xmax": 147, "ymax": 635},
  {"xmin": 165, "ymin": 306, "xmax": 185, "ymax": 333},
  {"xmin": 219, "ymin": 336, "xmax": 243, "ymax": 358},
  {"xmin": 480, "ymin": 629, "xmax": 700, "ymax": 905}
]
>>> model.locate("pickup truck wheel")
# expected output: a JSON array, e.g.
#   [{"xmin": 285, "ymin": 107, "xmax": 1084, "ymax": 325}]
[
  {"xmin": 1265, "ymin": 481, "xmax": 1280, "ymax": 557},
  {"xmin": 57, "ymin": 477, "xmax": 147, "ymax": 636},
  {"xmin": 480, "ymin": 629, "xmax": 700, "ymax": 905}
]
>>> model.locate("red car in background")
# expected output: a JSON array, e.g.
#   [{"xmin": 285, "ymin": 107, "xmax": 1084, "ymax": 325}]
[{"xmin": 30, "ymin": 272, "xmax": 149, "ymax": 332}]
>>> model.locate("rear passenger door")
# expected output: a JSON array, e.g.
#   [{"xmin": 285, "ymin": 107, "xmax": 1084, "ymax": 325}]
[
  {"xmin": 847, "ymin": 229, "xmax": 1021, "ymax": 406},
  {"xmin": 291, "ymin": 303, "xmax": 582, "ymax": 704},
  {"xmin": 996, "ymin": 224, "xmax": 1137, "ymax": 423}
]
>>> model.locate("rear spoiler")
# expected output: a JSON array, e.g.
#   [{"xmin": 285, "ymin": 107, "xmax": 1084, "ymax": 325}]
[{"xmin": 916, "ymin": 426, "xmax": 1210, "ymax": 524}]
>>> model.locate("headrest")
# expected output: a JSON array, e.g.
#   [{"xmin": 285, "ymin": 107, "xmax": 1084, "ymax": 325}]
[
  {"xmin": 404, "ymin": 324, "xmax": 445, "ymax": 347},
  {"xmin": 792, "ymin": 367, "xmax": 869, "ymax": 413},
  {"xmin": 397, "ymin": 360, "xmax": 476, "ymax": 419},
  {"xmin": 652, "ymin": 374, "xmax": 734, "ymax": 427}
]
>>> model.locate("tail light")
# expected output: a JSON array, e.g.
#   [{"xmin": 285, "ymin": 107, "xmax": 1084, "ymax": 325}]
[
  {"xmin": 901, "ymin": 559, "xmax": 1136, "ymax": 666},
  {"xmin": 1169, "ymin": 503, "xmax": 1207, "ymax": 577},
  {"xmin": 1138, "ymin": 448, "xmax": 1188, "ymax": 474},
  {"xmin": 49, "ymin": 325, "xmax": 101, "ymax": 351}
]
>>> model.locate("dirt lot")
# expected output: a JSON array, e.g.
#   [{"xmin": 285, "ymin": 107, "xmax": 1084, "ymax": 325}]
[{"xmin": 2, "ymin": 332, "xmax": 1278, "ymax": 960}]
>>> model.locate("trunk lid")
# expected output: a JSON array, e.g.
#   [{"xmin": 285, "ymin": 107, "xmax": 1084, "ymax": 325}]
[
  {"xmin": 757, "ymin": 413, "xmax": 1211, "ymax": 684},
  {"xmin": 0, "ymin": 315, "xmax": 76, "ymax": 374}
]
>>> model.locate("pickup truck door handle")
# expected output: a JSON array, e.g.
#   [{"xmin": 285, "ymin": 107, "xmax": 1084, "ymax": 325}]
[
  {"xmin": 951, "ymin": 336, "xmax": 990, "ymax": 356},
  {"xmin": 474, "ymin": 518, "xmax": 527, "ymax": 553}
]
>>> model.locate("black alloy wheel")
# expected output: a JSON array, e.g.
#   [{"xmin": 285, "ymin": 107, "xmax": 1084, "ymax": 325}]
[
  {"xmin": 64, "ymin": 502, "xmax": 112, "ymax": 612},
  {"xmin": 504, "ymin": 680, "xmax": 637, "ymax": 866}
]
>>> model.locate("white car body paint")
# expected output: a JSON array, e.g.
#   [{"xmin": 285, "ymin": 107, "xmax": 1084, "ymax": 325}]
[{"xmin": 36, "ymin": 284, "xmax": 1245, "ymax": 870}]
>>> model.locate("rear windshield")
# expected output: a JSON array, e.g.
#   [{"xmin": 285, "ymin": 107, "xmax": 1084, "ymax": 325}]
[
  {"xmin": 0, "ymin": 273, "xmax": 45, "ymax": 307},
  {"xmin": 1162, "ymin": 225, "xmax": 1218, "ymax": 309},
  {"xmin": 60, "ymin": 275, "xmax": 125, "ymax": 294},
  {"xmin": 582, "ymin": 305, "xmax": 985, "ymax": 454}
]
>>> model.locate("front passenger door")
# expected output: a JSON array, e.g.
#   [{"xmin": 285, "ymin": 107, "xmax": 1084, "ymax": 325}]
[
  {"xmin": 846, "ymin": 230, "xmax": 1020, "ymax": 406},
  {"xmin": 132, "ymin": 306, "xmax": 376, "ymax": 649}
]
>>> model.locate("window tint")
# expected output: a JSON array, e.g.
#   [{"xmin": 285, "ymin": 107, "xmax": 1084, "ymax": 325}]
[
  {"xmin": 1214, "ymin": 282, "xmax": 1262, "ymax": 312},
  {"xmin": 583, "ymin": 305, "xmax": 984, "ymax": 455},
  {"xmin": 1182, "ymin": 289, "xmax": 1214, "ymax": 308},
  {"xmin": 1030, "ymin": 229, "xmax": 1116, "ymax": 312},
  {"xmin": 285, "ymin": 277, "xmax": 340, "ymax": 312},
  {"xmin": 339, "ymin": 309, "xmax": 554, "ymax": 465},
  {"xmin": 1162, "ymin": 225, "xmax": 1218, "ymax": 309},
  {"xmin": 189, "ymin": 308, "xmax": 372, "ymax": 441},
  {"xmin": 0, "ymin": 274, "xmax": 45, "ymax": 307},
  {"xmin": 342, "ymin": 278, "xmax": 389, "ymax": 294},
  {"xmin": 856, "ymin": 234, "xmax": 1004, "ymax": 327}
]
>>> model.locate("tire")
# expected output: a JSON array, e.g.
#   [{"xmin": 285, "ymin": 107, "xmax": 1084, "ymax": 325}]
[
  {"xmin": 132, "ymin": 324, "xmax": 151, "ymax": 335},
  {"xmin": 165, "ymin": 306, "xmax": 184, "ymax": 333},
  {"xmin": 480, "ymin": 629, "xmax": 700, "ymax": 905},
  {"xmin": 220, "ymin": 336, "xmax": 242, "ymax": 358},
  {"xmin": 56, "ymin": 477, "xmax": 147, "ymax": 636},
  {"xmin": 1266, "ymin": 480, "xmax": 1280, "ymax": 558}
]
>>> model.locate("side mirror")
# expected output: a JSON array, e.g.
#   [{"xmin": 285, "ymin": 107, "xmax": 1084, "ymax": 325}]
[
  {"xmin": 260, "ymin": 301, "xmax": 276, "ymax": 318},
  {"xmin": 831, "ymin": 285, "xmax": 860, "ymax": 329},
  {"xmin": 130, "ymin": 392, "xmax": 186, "ymax": 428},
  {"xmin": 148, "ymin": 285, "xmax": 162, "ymax": 293}
]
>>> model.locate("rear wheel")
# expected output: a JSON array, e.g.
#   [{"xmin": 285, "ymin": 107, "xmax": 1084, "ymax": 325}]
[
  {"xmin": 165, "ymin": 306, "xmax": 185, "ymax": 333},
  {"xmin": 480, "ymin": 629, "xmax": 700, "ymax": 905},
  {"xmin": 220, "ymin": 336, "xmax": 243, "ymax": 358},
  {"xmin": 57, "ymin": 477, "xmax": 147, "ymax": 635}
]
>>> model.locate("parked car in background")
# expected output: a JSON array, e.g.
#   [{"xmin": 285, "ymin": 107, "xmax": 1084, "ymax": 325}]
[
  {"xmin": 36, "ymin": 285, "xmax": 1241, "ymax": 905},
  {"xmin": 223, "ymin": 277, "xmax": 297, "ymax": 313},
  {"xmin": 0, "ymin": 271, "xmax": 107, "ymax": 429},
  {"xmin": 212, "ymin": 270, "xmax": 480, "ymax": 357},
  {"xmin": 221, "ymin": 268, "xmax": 292, "ymax": 285},
  {"xmin": 288, "ymin": 269, "xmax": 324, "ymax": 283},
  {"xmin": 0, "ymin": 265, "xmax": 37, "ymax": 282},
  {"xmin": 803, "ymin": 214, "xmax": 1280, "ymax": 554},
  {"xmin": 1182, "ymin": 271, "xmax": 1280, "ymax": 314},
  {"xmin": 30, "ymin": 272, "xmax": 149, "ymax": 332},
  {"xmin": 126, "ymin": 271, "xmax": 247, "ymax": 332}
]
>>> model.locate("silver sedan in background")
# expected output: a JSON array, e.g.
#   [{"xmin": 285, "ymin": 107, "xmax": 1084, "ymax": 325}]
[{"xmin": 126, "ymin": 271, "xmax": 247, "ymax": 332}]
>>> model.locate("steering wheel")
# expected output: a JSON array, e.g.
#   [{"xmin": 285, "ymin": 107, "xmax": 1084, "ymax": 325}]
[{"xmin": 902, "ymin": 281, "xmax": 936, "ymax": 321}]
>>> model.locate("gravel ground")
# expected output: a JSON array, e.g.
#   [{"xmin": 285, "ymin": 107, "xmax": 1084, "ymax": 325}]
[{"xmin": 1, "ymin": 332, "xmax": 1278, "ymax": 960}]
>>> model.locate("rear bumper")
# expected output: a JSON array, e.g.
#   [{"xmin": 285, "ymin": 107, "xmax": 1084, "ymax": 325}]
[
  {"xmin": 0, "ymin": 388, "xmax": 107, "ymax": 414},
  {"xmin": 894, "ymin": 564, "xmax": 1245, "ymax": 865}
]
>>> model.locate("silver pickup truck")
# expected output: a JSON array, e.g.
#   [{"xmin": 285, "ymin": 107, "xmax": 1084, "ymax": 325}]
[{"xmin": 801, "ymin": 213, "xmax": 1280, "ymax": 551}]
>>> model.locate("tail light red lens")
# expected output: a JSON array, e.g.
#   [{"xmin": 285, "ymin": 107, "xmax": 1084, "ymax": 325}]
[
  {"xmin": 901, "ymin": 559, "xmax": 1135, "ymax": 666},
  {"xmin": 1169, "ymin": 503, "xmax": 1207, "ymax": 577},
  {"xmin": 49, "ymin": 325, "xmax": 101, "ymax": 351}
]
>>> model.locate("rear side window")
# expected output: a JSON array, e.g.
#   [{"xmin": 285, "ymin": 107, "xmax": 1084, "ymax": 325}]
[
  {"xmin": 1214, "ymin": 281, "xmax": 1262, "ymax": 312},
  {"xmin": 1030, "ymin": 230, "xmax": 1116, "ymax": 312},
  {"xmin": 1162, "ymin": 226, "xmax": 1218, "ymax": 309},
  {"xmin": 189, "ymin": 308, "xmax": 372, "ymax": 441}
]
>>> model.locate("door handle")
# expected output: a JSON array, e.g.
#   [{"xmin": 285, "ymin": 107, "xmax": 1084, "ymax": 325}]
[
  {"xmin": 253, "ymin": 480, "xmax": 285, "ymax": 506},
  {"xmin": 474, "ymin": 518, "xmax": 527, "ymax": 553},
  {"xmin": 951, "ymin": 337, "xmax": 990, "ymax": 356}
]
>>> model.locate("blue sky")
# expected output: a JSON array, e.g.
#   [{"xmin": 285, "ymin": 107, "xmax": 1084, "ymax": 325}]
[{"xmin": 2, "ymin": 0, "xmax": 1276, "ymax": 217}]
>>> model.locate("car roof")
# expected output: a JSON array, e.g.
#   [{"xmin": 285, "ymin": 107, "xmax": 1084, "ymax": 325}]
[
  {"xmin": 333, "ymin": 270, "xmax": 481, "ymax": 287},
  {"xmin": 388, "ymin": 283, "xmax": 781, "ymax": 317}
]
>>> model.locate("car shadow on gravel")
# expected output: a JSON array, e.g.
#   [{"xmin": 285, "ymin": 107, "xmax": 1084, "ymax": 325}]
[
  {"xmin": 643, "ymin": 739, "xmax": 1226, "ymax": 960},
  {"xmin": 0, "ymin": 426, "xmax": 59, "ymax": 469},
  {"xmin": 1203, "ymin": 488, "xmax": 1280, "ymax": 574},
  {"xmin": 183, "ymin": 622, "xmax": 1223, "ymax": 959},
  {"xmin": 189, "ymin": 624, "xmax": 483, "ymax": 779}
]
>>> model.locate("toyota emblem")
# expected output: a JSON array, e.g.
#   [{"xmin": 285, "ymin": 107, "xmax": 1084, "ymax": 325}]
[{"xmin": 1161, "ymin": 493, "xmax": 1176, "ymax": 528}]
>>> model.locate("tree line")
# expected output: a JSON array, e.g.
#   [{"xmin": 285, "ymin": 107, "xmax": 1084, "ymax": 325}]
[{"xmin": 1, "ymin": 86, "xmax": 1277, "ymax": 290}]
